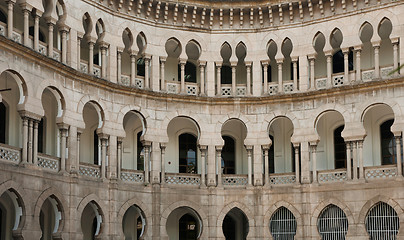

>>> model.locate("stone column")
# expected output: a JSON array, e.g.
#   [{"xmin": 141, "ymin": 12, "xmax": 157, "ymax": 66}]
[
  {"xmin": 395, "ymin": 135, "xmax": 402, "ymax": 176},
  {"xmin": 143, "ymin": 141, "xmax": 151, "ymax": 184},
  {"xmin": 67, "ymin": 126, "xmax": 78, "ymax": 174},
  {"xmin": 28, "ymin": 119, "xmax": 33, "ymax": 164},
  {"xmin": 33, "ymin": 11, "xmax": 41, "ymax": 51},
  {"xmin": 117, "ymin": 138, "xmax": 122, "ymax": 180},
  {"xmin": 263, "ymin": 145, "xmax": 269, "ymax": 186},
  {"xmin": 60, "ymin": 28, "xmax": 68, "ymax": 64},
  {"xmin": 246, "ymin": 145, "xmax": 253, "ymax": 186},
  {"xmin": 346, "ymin": 142, "xmax": 352, "ymax": 180},
  {"xmin": 100, "ymin": 135, "xmax": 108, "ymax": 179},
  {"xmin": 58, "ymin": 125, "xmax": 68, "ymax": 172},
  {"xmin": 216, "ymin": 146, "xmax": 223, "ymax": 187},
  {"xmin": 88, "ymin": 41, "xmax": 95, "ymax": 74},
  {"xmin": 308, "ymin": 54, "xmax": 316, "ymax": 90},
  {"xmin": 358, "ymin": 140, "xmax": 364, "ymax": 180},
  {"xmin": 245, "ymin": 61, "xmax": 252, "ymax": 96},
  {"xmin": 77, "ymin": 129, "xmax": 82, "ymax": 169},
  {"xmin": 100, "ymin": 43, "xmax": 108, "ymax": 78},
  {"xmin": 354, "ymin": 46, "xmax": 362, "ymax": 81},
  {"xmin": 231, "ymin": 62, "xmax": 237, "ymax": 96},
  {"xmin": 310, "ymin": 142, "xmax": 318, "ymax": 183},
  {"xmin": 21, "ymin": 117, "xmax": 28, "ymax": 164},
  {"xmin": 130, "ymin": 51, "xmax": 137, "ymax": 86},
  {"xmin": 180, "ymin": 59, "xmax": 186, "ymax": 94},
  {"xmin": 342, "ymin": 48, "xmax": 349, "ymax": 83},
  {"xmin": 199, "ymin": 61, "xmax": 206, "ymax": 96},
  {"xmin": 77, "ymin": 33, "xmax": 83, "ymax": 69},
  {"xmin": 199, "ymin": 145, "xmax": 207, "ymax": 187},
  {"xmin": 392, "ymin": 38, "xmax": 399, "ymax": 76},
  {"xmin": 160, "ymin": 57, "xmax": 166, "ymax": 91},
  {"xmin": 352, "ymin": 141, "xmax": 358, "ymax": 180},
  {"xmin": 325, "ymin": 51, "xmax": 333, "ymax": 88},
  {"xmin": 160, "ymin": 143, "xmax": 166, "ymax": 184},
  {"xmin": 277, "ymin": 59, "xmax": 284, "ymax": 93},
  {"xmin": 262, "ymin": 61, "xmax": 269, "ymax": 95},
  {"xmin": 21, "ymin": 6, "xmax": 30, "ymax": 46},
  {"xmin": 294, "ymin": 143, "xmax": 300, "ymax": 184},
  {"xmin": 33, "ymin": 120, "xmax": 38, "ymax": 166},
  {"xmin": 216, "ymin": 62, "xmax": 222, "ymax": 96},
  {"xmin": 292, "ymin": 57, "xmax": 299, "ymax": 91},
  {"xmin": 117, "ymin": 48, "xmax": 123, "ymax": 84},
  {"xmin": 47, "ymin": 20, "xmax": 55, "ymax": 58},
  {"xmin": 107, "ymin": 135, "xmax": 118, "ymax": 180},
  {"xmin": 144, "ymin": 55, "xmax": 151, "ymax": 89},
  {"xmin": 373, "ymin": 42, "xmax": 381, "ymax": 79},
  {"xmin": 6, "ymin": 0, "xmax": 15, "ymax": 39}
]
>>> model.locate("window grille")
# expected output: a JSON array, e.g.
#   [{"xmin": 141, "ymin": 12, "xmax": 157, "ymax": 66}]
[
  {"xmin": 365, "ymin": 202, "xmax": 399, "ymax": 240},
  {"xmin": 317, "ymin": 204, "xmax": 348, "ymax": 240},
  {"xmin": 270, "ymin": 207, "xmax": 297, "ymax": 240}
]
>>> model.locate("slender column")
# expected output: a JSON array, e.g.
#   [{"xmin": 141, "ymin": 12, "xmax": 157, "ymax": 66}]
[
  {"xmin": 354, "ymin": 46, "xmax": 362, "ymax": 81},
  {"xmin": 392, "ymin": 39, "xmax": 399, "ymax": 76},
  {"xmin": 28, "ymin": 119, "xmax": 33, "ymax": 164},
  {"xmin": 310, "ymin": 142, "xmax": 318, "ymax": 183},
  {"xmin": 357, "ymin": 140, "xmax": 364, "ymax": 180},
  {"xmin": 277, "ymin": 59, "xmax": 284, "ymax": 93},
  {"xmin": 396, "ymin": 135, "xmax": 402, "ymax": 176},
  {"xmin": 231, "ymin": 62, "xmax": 237, "ymax": 96},
  {"xmin": 308, "ymin": 55, "xmax": 316, "ymax": 90},
  {"xmin": 143, "ymin": 142, "xmax": 151, "ymax": 184},
  {"xmin": 292, "ymin": 57, "xmax": 298, "ymax": 91},
  {"xmin": 6, "ymin": 1, "xmax": 15, "ymax": 39},
  {"xmin": 342, "ymin": 48, "xmax": 349, "ymax": 83},
  {"xmin": 160, "ymin": 57, "xmax": 166, "ymax": 91},
  {"xmin": 199, "ymin": 61, "xmax": 206, "ymax": 96},
  {"xmin": 117, "ymin": 138, "xmax": 122, "ymax": 180},
  {"xmin": 88, "ymin": 41, "xmax": 95, "ymax": 75},
  {"xmin": 294, "ymin": 143, "xmax": 300, "ymax": 184},
  {"xmin": 346, "ymin": 142, "xmax": 352, "ymax": 180},
  {"xmin": 199, "ymin": 145, "xmax": 207, "ymax": 187},
  {"xmin": 325, "ymin": 51, "xmax": 333, "ymax": 88},
  {"xmin": 67, "ymin": 126, "xmax": 78, "ymax": 174},
  {"xmin": 352, "ymin": 141, "xmax": 358, "ymax": 180},
  {"xmin": 245, "ymin": 61, "xmax": 252, "ymax": 96},
  {"xmin": 33, "ymin": 120, "xmax": 38, "ymax": 166},
  {"xmin": 263, "ymin": 145, "xmax": 269, "ymax": 186},
  {"xmin": 100, "ymin": 43, "xmax": 108, "ymax": 78},
  {"xmin": 180, "ymin": 59, "xmax": 186, "ymax": 94},
  {"xmin": 100, "ymin": 136, "xmax": 108, "ymax": 179},
  {"xmin": 130, "ymin": 52, "xmax": 137, "ymax": 86},
  {"xmin": 22, "ymin": 7, "xmax": 30, "ymax": 46},
  {"xmin": 47, "ymin": 21, "xmax": 54, "ymax": 58},
  {"xmin": 60, "ymin": 29, "xmax": 68, "ymax": 64},
  {"xmin": 262, "ymin": 61, "xmax": 269, "ymax": 95},
  {"xmin": 77, "ymin": 130, "xmax": 82, "ymax": 167},
  {"xmin": 21, "ymin": 117, "xmax": 28, "ymax": 164},
  {"xmin": 77, "ymin": 33, "xmax": 83, "ymax": 69},
  {"xmin": 117, "ymin": 48, "xmax": 123, "ymax": 83},
  {"xmin": 33, "ymin": 12, "xmax": 41, "ymax": 51},
  {"xmin": 216, "ymin": 63, "xmax": 222, "ymax": 95},
  {"xmin": 58, "ymin": 125, "xmax": 68, "ymax": 172},
  {"xmin": 160, "ymin": 143, "xmax": 166, "ymax": 184},
  {"xmin": 373, "ymin": 42, "xmax": 381, "ymax": 78},
  {"xmin": 246, "ymin": 145, "xmax": 253, "ymax": 186},
  {"xmin": 216, "ymin": 146, "xmax": 223, "ymax": 187},
  {"xmin": 144, "ymin": 55, "xmax": 151, "ymax": 89}
]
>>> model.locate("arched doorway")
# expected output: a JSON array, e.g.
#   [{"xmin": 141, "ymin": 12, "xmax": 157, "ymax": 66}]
[
  {"xmin": 179, "ymin": 214, "xmax": 198, "ymax": 240},
  {"xmin": 222, "ymin": 207, "xmax": 249, "ymax": 240},
  {"xmin": 81, "ymin": 201, "xmax": 103, "ymax": 240},
  {"xmin": 166, "ymin": 207, "xmax": 202, "ymax": 240},
  {"xmin": 39, "ymin": 196, "xmax": 62, "ymax": 240},
  {"xmin": 122, "ymin": 205, "xmax": 146, "ymax": 240}
]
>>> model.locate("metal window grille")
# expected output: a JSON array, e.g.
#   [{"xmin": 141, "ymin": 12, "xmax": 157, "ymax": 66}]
[
  {"xmin": 365, "ymin": 202, "xmax": 399, "ymax": 240},
  {"xmin": 317, "ymin": 204, "xmax": 348, "ymax": 240},
  {"xmin": 270, "ymin": 207, "xmax": 297, "ymax": 240}
]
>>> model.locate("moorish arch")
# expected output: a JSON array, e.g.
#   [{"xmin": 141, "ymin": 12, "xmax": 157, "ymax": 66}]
[
  {"xmin": 77, "ymin": 194, "xmax": 107, "ymax": 240},
  {"xmin": 216, "ymin": 201, "xmax": 255, "ymax": 239}
]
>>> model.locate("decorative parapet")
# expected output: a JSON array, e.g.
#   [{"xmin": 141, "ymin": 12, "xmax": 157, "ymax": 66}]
[
  {"xmin": 365, "ymin": 165, "xmax": 397, "ymax": 180},
  {"xmin": 165, "ymin": 173, "xmax": 201, "ymax": 186},
  {"xmin": 79, "ymin": 163, "xmax": 101, "ymax": 178},
  {"xmin": 121, "ymin": 169, "xmax": 144, "ymax": 183},
  {"xmin": 0, "ymin": 144, "xmax": 20, "ymax": 164},
  {"xmin": 318, "ymin": 169, "xmax": 347, "ymax": 183},
  {"xmin": 37, "ymin": 153, "xmax": 60, "ymax": 172},
  {"xmin": 268, "ymin": 173, "xmax": 296, "ymax": 185},
  {"xmin": 222, "ymin": 174, "xmax": 248, "ymax": 186}
]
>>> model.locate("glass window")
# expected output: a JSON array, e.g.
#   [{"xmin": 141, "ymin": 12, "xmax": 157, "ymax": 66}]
[
  {"xmin": 270, "ymin": 207, "xmax": 297, "ymax": 240},
  {"xmin": 179, "ymin": 133, "xmax": 197, "ymax": 174},
  {"xmin": 221, "ymin": 65, "xmax": 232, "ymax": 84},
  {"xmin": 332, "ymin": 50, "xmax": 353, "ymax": 74},
  {"xmin": 222, "ymin": 136, "xmax": 235, "ymax": 174},
  {"xmin": 317, "ymin": 204, "xmax": 348, "ymax": 240},
  {"xmin": 185, "ymin": 62, "xmax": 197, "ymax": 83},
  {"xmin": 365, "ymin": 202, "xmax": 399, "ymax": 240}
]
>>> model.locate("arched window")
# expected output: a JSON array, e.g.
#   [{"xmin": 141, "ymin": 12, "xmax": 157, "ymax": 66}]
[
  {"xmin": 269, "ymin": 135, "xmax": 274, "ymax": 174},
  {"xmin": 137, "ymin": 131, "xmax": 144, "ymax": 171},
  {"xmin": 185, "ymin": 62, "xmax": 197, "ymax": 83},
  {"xmin": 365, "ymin": 202, "xmax": 399, "ymax": 239},
  {"xmin": 0, "ymin": 102, "xmax": 6, "ymax": 144},
  {"xmin": 222, "ymin": 136, "xmax": 235, "ymax": 174},
  {"xmin": 334, "ymin": 125, "xmax": 346, "ymax": 169},
  {"xmin": 0, "ymin": 10, "xmax": 6, "ymax": 24},
  {"xmin": 222, "ymin": 208, "xmax": 249, "ymax": 240},
  {"xmin": 179, "ymin": 214, "xmax": 198, "ymax": 240},
  {"xmin": 179, "ymin": 133, "xmax": 197, "ymax": 174},
  {"xmin": 137, "ymin": 58, "xmax": 145, "ymax": 77},
  {"xmin": 93, "ymin": 130, "xmax": 99, "ymax": 165},
  {"xmin": 262, "ymin": 65, "xmax": 272, "ymax": 83},
  {"xmin": 380, "ymin": 119, "xmax": 396, "ymax": 165},
  {"xmin": 317, "ymin": 204, "xmax": 348, "ymax": 239},
  {"xmin": 223, "ymin": 214, "xmax": 236, "ymax": 240},
  {"xmin": 38, "ymin": 118, "xmax": 44, "ymax": 153},
  {"xmin": 270, "ymin": 207, "xmax": 297, "ymax": 239},
  {"xmin": 221, "ymin": 65, "xmax": 232, "ymax": 84},
  {"xmin": 29, "ymin": 26, "xmax": 46, "ymax": 42},
  {"xmin": 91, "ymin": 217, "xmax": 98, "ymax": 240},
  {"xmin": 332, "ymin": 50, "xmax": 353, "ymax": 74},
  {"xmin": 136, "ymin": 216, "xmax": 143, "ymax": 239}
]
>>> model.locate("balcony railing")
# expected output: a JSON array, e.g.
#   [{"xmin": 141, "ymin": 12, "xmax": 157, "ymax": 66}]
[
  {"xmin": 80, "ymin": 60, "xmax": 88, "ymax": 73},
  {"xmin": 268, "ymin": 172, "xmax": 296, "ymax": 185},
  {"xmin": 38, "ymin": 41, "xmax": 47, "ymax": 56},
  {"xmin": 221, "ymin": 84, "xmax": 232, "ymax": 96},
  {"xmin": 0, "ymin": 22, "xmax": 5, "ymax": 36},
  {"xmin": 381, "ymin": 66, "xmax": 394, "ymax": 79},
  {"xmin": 120, "ymin": 74, "xmax": 130, "ymax": 86},
  {"xmin": 283, "ymin": 81, "xmax": 294, "ymax": 93},
  {"xmin": 93, "ymin": 65, "xmax": 101, "ymax": 77},
  {"xmin": 121, "ymin": 169, "xmax": 144, "ymax": 183},
  {"xmin": 0, "ymin": 143, "xmax": 21, "ymax": 164},
  {"xmin": 365, "ymin": 165, "xmax": 397, "ymax": 180},
  {"xmin": 167, "ymin": 81, "xmax": 180, "ymax": 94},
  {"xmin": 165, "ymin": 173, "xmax": 201, "ymax": 186},
  {"xmin": 222, "ymin": 174, "xmax": 248, "ymax": 186},
  {"xmin": 316, "ymin": 77, "xmax": 327, "ymax": 89},
  {"xmin": 186, "ymin": 82, "xmax": 198, "ymax": 95},
  {"xmin": 53, "ymin": 49, "xmax": 61, "ymax": 61},
  {"xmin": 12, "ymin": 29, "xmax": 22, "ymax": 44},
  {"xmin": 37, "ymin": 153, "xmax": 60, "ymax": 172},
  {"xmin": 79, "ymin": 163, "xmax": 101, "ymax": 178},
  {"xmin": 268, "ymin": 82, "xmax": 278, "ymax": 95},
  {"xmin": 318, "ymin": 169, "xmax": 347, "ymax": 183}
]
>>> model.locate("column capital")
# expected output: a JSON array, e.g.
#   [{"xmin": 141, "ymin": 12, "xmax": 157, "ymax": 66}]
[
  {"xmin": 160, "ymin": 56, "xmax": 167, "ymax": 62},
  {"xmin": 276, "ymin": 58, "xmax": 284, "ymax": 64},
  {"xmin": 56, "ymin": 123, "xmax": 70, "ymax": 130},
  {"xmin": 45, "ymin": 16, "xmax": 57, "ymax": 25},
  {"xmin": 292, "ymin": 142, "xmax": 300, "ymax": 148},
  {"xmin": 261, "ymin": 60, "xmax": 270, "ymax": 66},
  {"xmin": 77, "ymin": 31, "xmax": 85, "ymax": 39},
  {"xmin": 372, "ymin": 41, "xmax": 381, "ymax": 48},
  {"xmin": 353, "ymin": 45, "xmax": 362, "ymax": 52},
  {"xmin": 179, "ymin": 58, "xmax": 187, "ymax": 65},
  {"xmin": 32, "ymin": 8, "xmax": 43, "ymax": 18},
  {"xmin": 324, "ymin": 50, "xmax": 333, "ymax": 57},
  {"xmin": 19, "ymin": 3, "xmax": 33, "ymax": 11},
  {"xmin": 215, "ymin": 62, "xmax": 222, "ymax": 68},
  {"xmin": 141, "ymin": 140, "xmax": 152, "ymax": 147},
  {"xmin": 245, "ymin": 61, "xmax": 252, "ymax": 67},
  {"xmin": 198, "ymin": 145, "xmax": 208, "ymax": 151},
  {"xmin": 230, "ymin": 61, "xmax": 237, "ymax": 67},
  {"xmin": 6, "ymin": 0, "xmax": 17, "ymax": 5},
  {"xmin": 86, "ymin": 36, "xmax": 97, "ymax": 45},
  {"xmin": 245, "ymin": 145, "xmax": 253, "ymax": 151},
  {"xmin": 198, "ymin": 60, "xmax": 207, "ymax": 67},
  {"xmin": 99, "ymin": 41, "xmax": 110, "ymax": 50},
  {"xmin": 291, "ymin": 56, "xmax": 299, "ymax": 62},
  {"xmin": 309, "ymin": 140, "xmax": 319, "ymax": 147},
  {"xmin": 391, "ymin": 37, "xmax": 399, "ymax": 45},
  {"xmin": 130, "ymin": 50, "xmax": 139, "ymax": 57},
  {"xmin": 143, "ymin": 53, "xmax": 152, "ymax": 60},
  {"xmin": 308, "ymin": 54, "xmax": 316, "ymax": 61},
  {"xmin": 57, "ymin": 23, "xmax": 70, "ymax": 33},
  {"xmin": 97, "ymin": 133, "xmax": 109, "ymax": 140},
  {"xmin": 341, "ymin": 47, "xmax": 350, "ymax": 54},
  {"xmin": 392, "ymin": 130, "xmax": 402, "ymax": 138},
  {"xmin": 117, "ymin": 137, "xmax": 123, "ymax": 143},
  {"xmin": 215, "ymin": 145, "xmax": 223, "ymax": 151},
  {"xmin": 18, "ymin": 110, "xmax": 42, "ymax": 121},
  {"xmin": 117, "ymin": 46, "xmax": 124, "ymax": 53},
  {"xmin": 160, "ymin": 142, "xmax": 167, "ymax": 149},
  {"xmin": 262, "ymin": 144, "xmax": 270, "ymax": 150}
]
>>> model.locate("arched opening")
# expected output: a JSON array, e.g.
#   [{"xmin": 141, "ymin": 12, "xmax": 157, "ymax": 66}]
[
  {"xmin": 269, "ymin": 207, "xmax": 297, "ymax": 239},
  {"xmin": 378, "ymin": 18, "xmax": 394, "ymax": 70},
  {"xmin": 317, "ymin": 204, "xmax": 348, "ymax": 239},
  {"xmin": 179, "ymin": 133, "xmax": 197, "ymax": 174},
  {"xmin": 0, "ymin": 189, "xmax": 23, "ymax": 240},
  {"xmin": 166, "ymin": 207, "xmax": 202, "ymax": 240},
  {"xmin": 313, "ymin": 32, "xmax": 326, "ymax": 80},
  {"xmin": 122, "ymin": 111, "xmax": 145, "ymax": 171},
  {"xmin": 330, "ymin": 28, "xmax": 353, "ymax": 75},
  {"xmin": 235, "ymin": 42, "xmax": 247, "ymax": 86},
  {"xmin": 122, "ymin": 205, "xmax": 146, "ymax": 240},
  {"xmin": 266, "ymin": 40, "xmax": 278, "ymax": 83},
  {"xmin": 185, "ymin": 40, "xmax": 201, "ymax": 85},
  {"xmin": 222, "ymin": 207, "xmax": 249, "ymax": 240},
  {"xmin": 221, "ymin": 119, "xmax": 247, "ymax": 175},
  {"xmin": 120, "ymin": 28, "xmax": 133, "ymax": 84},
  {"xmin": 315, "ymin": 111, "xmax": 345, "ymax": 170},
  {"xmin": 80, "ymin": 13, "xmax": 93, "ymax": 72},
  {"xmin": 136, "ymin": 33, "xmax": 147, "ymax": 78},
  {"xmin": 281, "ymin": 38, "xmax": 294, "ymax": 82},
  {"xmin": 81, "ymin": 102, "xmax": 103, "ymax": 165},
  {"xmin": 39, "ymin": 196, "xmax": 62, "ymax": 240},
  {"xmin": 222, "ymin": 136, "xmax": 235, "ymax": 174},
  {"xmin": 365, "ymin": 202, "xmax": 399, "ymax": 239},
  {"xmin": 359, "ymin": 22, "xmax": 374, "ymax": 77},
  {"xmin": 220, "ymin": 42, "xmax": 232, "ymax": 85},
  {"xmin": 165, "ymin": 38, "xmax": 182, "ymax": 84},
  {"xmin": 0, "ymin": 102, "xmax": 6, "ymax": 144},
  {"xmin": 81, "ymin": 201, "xmax": 102, "ymax": 240},
  {"xmin": 184, "ymin": 62, "xmax": 197, "ymax": 83},
  {"xmin": 380, "ymin": 119, "xmax": 396, "ymax": 165},
  {"xmin": 0, "ymin": 10, "xmax": 6, "ymax": 24}
]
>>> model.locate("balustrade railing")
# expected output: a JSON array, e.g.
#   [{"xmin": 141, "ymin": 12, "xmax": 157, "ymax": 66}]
[
  {"xmin": 318, "ymin": 169, "xmax": 347, "ymax": 183},
  {"xmin": 53, "ymin": 49, "xmax": 61, "ymax": 61},
  {"xmin": 268, "ymin": 173, "xmax": 296, "ymax": 185},
  {"xmin": 135, "ymin": 77, "xmax": 144, "ymax": 89},
  {"xmin": 332, "ymin": 74, "xmax": 345, "ymax": 87},
  {"xmin": 79, "ymin": 163, "xmax": 101, "ymax": 178},
  {"xmin": 222, "ymin": 174, "xmax": 248, "ymax": 186},
  {"xmin": 120, "ymin": 74, "xmax": 130, "ymax": 86},
  {"xmin": 121, "ymin": 169, "xmax": 144, "ymax": 183},
  {"xmin": 80, "ymin": 60, "xmax": 88, "ymax": 73},
  {"xmin": 381, "ymin": 66, "xmax": 394, "ymax": 79},
  {"xmin": 365, "ymin": 165, "xmax": 397, "ymax": 180},
  {"xmin": 221, "ymin": 84, "xmax": 232, "ymax": 96},
  {"xmin": 37, "ymin": 153, "xmax": 59, "ymax": 172},
  {"xmin": 283, "ymin": 81, "xmax": 294, "ymax": 93},
  {"xmin": 316, "ymin": 77, "xmax": 327, "ymax": 89},
  {"xmin": 165, "ymin": 173, "xmax": 201, "ymax": 186},
  {"xmin": 268, "ymin": 82, "xmax": 278, "ymax": 95},
  {"xmin": 38, "ymin": 41, "xmax": 47, "ymax": 55},
  {"xmin": 167, "ymin": 81, "xmax": 179, "ymax": 94},
  {"xmin": 186, "ymin": 82, "xmax": 198, "ymax": 95},
  {"xmin": 0, "ymin": 143, "xmax": 20, "ymax": 164},
  {"xmin": 236, "ymin": 84, "xmax": 246, "ymax": 96},
  {"xmin": 0, "ymin": 23, "xmax": 5, "ymax": 36},
  {"xmin": 93, "ymin": 65, "xmax": 101, "ymax": 77},
  {"xmin": 12, "ymin": 30, "xmax": 22, "ymax": 44}
]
